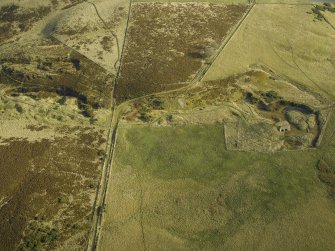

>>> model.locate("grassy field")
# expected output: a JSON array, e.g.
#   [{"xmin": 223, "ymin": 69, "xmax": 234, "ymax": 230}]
[
  {"xmin": 324, "ymin": 9, "xmax": 335, "ymax": 27},
  {"xmin": 99, "ymin": 115, "xmax": 335, "ymax": 250},
  {"xmin": 203, "ymin": 4, "xmax": 335, "ymax": 98}
]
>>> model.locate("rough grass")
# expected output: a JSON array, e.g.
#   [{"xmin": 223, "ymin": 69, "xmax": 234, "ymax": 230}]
[
  {"xmin": 203, "ymin": 4, "xmax": 335, "ymax": 98},
  {"xmin": 99, "ymin": 120, "xmax": 335, "ymax": 251}
]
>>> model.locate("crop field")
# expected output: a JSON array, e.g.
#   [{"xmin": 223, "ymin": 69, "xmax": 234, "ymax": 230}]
[
  {"xmin": 115, "ymin": 2, "xmax": 248, "ymax": 100},
  {"xmin": 203, "ymin": 4, "xmax": 335, "ymax": 97},
  {"xmin": 0, "ymin": 121, "xmax": 106, "ymax": 250},
  {"xmin": 99, "ymin": 119, "xmax": 335, "ymax": 251}
]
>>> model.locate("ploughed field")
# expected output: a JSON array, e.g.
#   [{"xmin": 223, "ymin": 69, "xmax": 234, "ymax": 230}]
[{"xmin": 115, "ymin": 2, "xmax": 248, "ymax": 101}]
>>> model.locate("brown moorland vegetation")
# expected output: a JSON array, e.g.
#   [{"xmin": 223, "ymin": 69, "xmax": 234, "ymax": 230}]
[
  {"xmin": 0, "ymin": 127, "xmax": 106, "ymax": 250},
  {"xmin": 0, "ymin": 4, "xmax": 51, "ymax": 41},
  {"xmin": 115, "ymin": 3, "xmax": 248, "ymax": 101}
]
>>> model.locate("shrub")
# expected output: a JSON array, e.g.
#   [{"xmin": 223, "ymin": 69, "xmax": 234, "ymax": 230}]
[
  {"xmin": 15, "ymin": 103, "xmax": 23, "ymax": 113},
  {"xmin": 263, "ymin": 90, "xmax": 281, "ymax": 101},
  {"xmin": 71, "ymin": 58, "xmax": 80, "ymax": 71},
  {"xmin": 166, "ymin": 114, "xmax": 173, "ymax": 122},
  {"xmin": 97, "ymin": 204, "xmax": 106, "ymax": 216},
  {"xmin": 138, "ymin": 113, "xmax": 151, "ymax": 122},
  {"xmin": 97, "ymin": 149, "xmax": 106, "ymax": 161},
  {"xmin": 152, "ymin": 99, "xmax": 163, "ymax": 109},
  {"xmin": 57, "ymin": 96, "xmax": 67, "ymax": 105},
  {"xmin": 82, "ymin": 104, "xmax": 94, "ymax": 118},
  {"xmin": 22, "ymin": 226, "xmax": 59, "ymax": 250},
  {"xmin": 245, "ymin": 92, "xmax": 258, "ymax": 105},
  {"xmin": 57, "ymin": 196, "xmax": 67, "ymax": 204}
]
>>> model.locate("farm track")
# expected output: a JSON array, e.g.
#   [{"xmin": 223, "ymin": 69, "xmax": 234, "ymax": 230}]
[
  {"xmin": 87, "ymin": 0, "xmax": 335, "ymax": 250},
  {"xmin": 193, "ymin": 1, "xmax": 255, "ymax": 83},
  {"xmin": 89, "ymin": 2, "xmax": 256, "ymax": 251},
  {"xmin": 86, "ymin": 1, "xmax": 121, "ymax": 70},
  {"xmin": 86, "ymin": 0, "xmax": 133, "ymax": 250}
]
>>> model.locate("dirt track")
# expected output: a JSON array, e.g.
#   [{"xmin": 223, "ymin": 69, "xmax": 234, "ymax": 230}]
[{"xmin": 89, "ymin": 1, "xmax": 255, "ymax": 250}]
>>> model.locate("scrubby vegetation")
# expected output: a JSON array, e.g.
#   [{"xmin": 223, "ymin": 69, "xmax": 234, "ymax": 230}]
[
  {"xmin": 20, "ymin": 223, "xmax": 60, "ymax": 251},
  {"xmin": 0, "ymin": 4, "xmax": 51, "ymax": 41},
  {"xmin": 311, "ymin": 3, "xmax": 335, "ymax": 21}
]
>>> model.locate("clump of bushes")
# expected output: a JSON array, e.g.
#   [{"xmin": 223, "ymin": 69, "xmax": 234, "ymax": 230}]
[
  {"xmin": 261, "ymin": 90, "xmax": 281, "ymax": 103},
  {"xmin": 97, "ymin": 149, "xmax": 106, "ymax": 161},
  {"xmin": 166, "ymin": 114, "xmax": 173, "ymax": 122},
  {"xmin": 57, "ymin": 96, "xmax": 67, "ymax": 105},
  {"xmin": 311, "ymin": 3, "xmax": 335, "ymax": 20},
  {"xmin": 57, "ymin": 195, "xmax": 67, "ymax": 204},
  {"xmin": 70, "ymin": 58, "xmax": 80, "ymax": 71},
  {"xmin": 97, "ymin": 204, "xmax": 106, "ymax": 216},
  {"xmin": 37, "ymin": 61, "xmax": 52, "ymax": 71},
  {"xmin": 245, "ymin": 92, "xmax": 258, "ymax": 105},
  {"xmin": 151, "ymin": 98, "xmax": 164, "ymax": 110},
  {"xmin": 81, "ymin": 103, "xmax": 94, "ymax": 118},
  {"xmin": 15, "ymin": 103, "xmax": 24, "ymax": 113},
  {"xmin": 21, "ymin": 224, "xmax": 60, "ymax": 250},
  {"xmin": 138, "ymin": 113, "xmax": 151, "ymax": 122},
  {"xmin": 100, "ymin": 36, "xmax": 113, "ymax": 52}
]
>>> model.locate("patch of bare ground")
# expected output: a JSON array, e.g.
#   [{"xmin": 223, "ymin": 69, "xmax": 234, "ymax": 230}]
[
  {"xmin": 115, "ymin": 2, "xmax": 248, "ymax": 101},
  {"xmin": 0, "ymin": 126, "xmax": 106, "ymax": 250}
]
